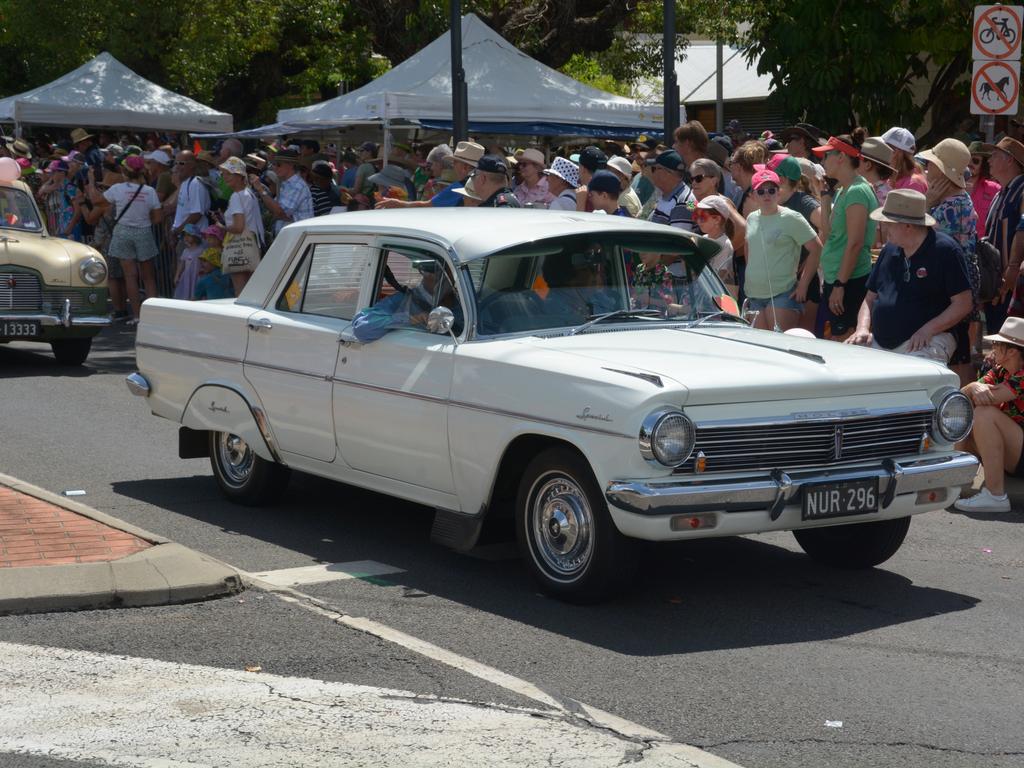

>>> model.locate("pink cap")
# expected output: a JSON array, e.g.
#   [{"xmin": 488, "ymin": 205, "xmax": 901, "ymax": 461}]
[
  {"xmin": 122, "ymin": 155, "xmax": 145, "ymax": 172},
  {"xmin": 766, "ymin": 154, "xmax": 787, "ymax": 172},
  {"xmin": 751, "ymin": 167, "xmax": 780, "ymax": 189}
]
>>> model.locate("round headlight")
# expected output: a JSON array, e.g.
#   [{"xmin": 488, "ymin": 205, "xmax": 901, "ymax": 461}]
[
  {"xmin": 79, "ymin": 256, "xmax": 107, "ymax": 285},
  {"xmin": 640, "ymin": 409, "xmax": 696, "ymax": 467},
  {"xmin": 933, "ymin": 390, "xmax": 973, "ymax": 443}
]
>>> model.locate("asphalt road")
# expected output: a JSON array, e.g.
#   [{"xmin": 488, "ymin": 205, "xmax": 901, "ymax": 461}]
[{"xmin": 1, "ymin": 326, "xmax": 1022, "ymax": 768}]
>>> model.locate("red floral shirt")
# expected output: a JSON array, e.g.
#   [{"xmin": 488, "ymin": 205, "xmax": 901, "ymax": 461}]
[{"xmin": 982, "ymin": 366, "xmax": 1024, "ymax": 424}]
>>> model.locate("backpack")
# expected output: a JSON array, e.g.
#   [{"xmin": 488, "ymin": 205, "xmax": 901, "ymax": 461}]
[{"xmin": 976, "ymin": 238, "xmax": 1003, "ymax": 304}]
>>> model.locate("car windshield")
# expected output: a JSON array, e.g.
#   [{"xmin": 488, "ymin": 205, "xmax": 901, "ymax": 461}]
[
  {"xmin": 0, "ymin": 186, "xmax": 43, "ymax": 232},
  {"xmin": 470, "ymin": 232, "xmax": 730, "ymax": 336}
]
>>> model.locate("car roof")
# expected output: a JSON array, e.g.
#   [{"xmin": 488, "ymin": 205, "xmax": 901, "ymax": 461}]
[{"xmin": 279, "ymin": 208, "xmax": 710, "ymax": 265}]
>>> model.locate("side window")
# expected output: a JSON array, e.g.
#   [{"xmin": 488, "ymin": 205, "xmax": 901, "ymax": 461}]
[
  {"xmin": 372, "ymin": 247, "xmax": 463, "ymax": 334},
  {"xmin": 276, "ymin": 243, "xmax": 371, "ymax": 320}
]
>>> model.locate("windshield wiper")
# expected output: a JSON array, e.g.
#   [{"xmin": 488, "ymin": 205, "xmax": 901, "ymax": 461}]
[
  {"xmin": 686, "ymin": 310, "xmax": 749, "ymax": 328},
  {"xmin": 569, "ymin": 308, "xmax": 661, "ymax": 335}
]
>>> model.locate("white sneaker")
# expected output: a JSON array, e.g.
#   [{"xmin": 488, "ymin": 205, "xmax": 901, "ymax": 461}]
[{"xmin": 954, "ymin": 487, "xmax": 1011, "ymax": 513}]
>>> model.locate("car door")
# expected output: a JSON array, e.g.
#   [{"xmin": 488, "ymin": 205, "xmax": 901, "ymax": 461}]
[
  {"xmin": 243, "ymin": 238, "xmax": 375, "ymax": 463},
  {"xmin": 333, "ymin": 244, "xmax": 459, "ymax": 494}
]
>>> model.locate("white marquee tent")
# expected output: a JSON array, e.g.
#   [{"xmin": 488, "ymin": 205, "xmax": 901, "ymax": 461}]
[
  {"xmin": 275, "ymin": 14, "xmax": 670, "ymax": 137},
  {"xmin": 0, "ymin": 52, "xmax": 232, "ymax": 133}
]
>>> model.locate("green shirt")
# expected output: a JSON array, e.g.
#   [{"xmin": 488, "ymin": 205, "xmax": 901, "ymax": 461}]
[
  {"xmin": 821, "ymin": 176, "xmax": 877, "ymax": 283},
  {"xmin": 744, "ymin": 207, "xmax": 817, "ymax": 299}
]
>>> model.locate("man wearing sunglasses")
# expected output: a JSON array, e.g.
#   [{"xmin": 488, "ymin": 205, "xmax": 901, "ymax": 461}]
[
  {"xmin": 846, "ymin": 189, "xmax": 972, "ymax": 363},
  {"xmin": 351, "ymin": 257, "xmax": 461, "ymax": 342}
]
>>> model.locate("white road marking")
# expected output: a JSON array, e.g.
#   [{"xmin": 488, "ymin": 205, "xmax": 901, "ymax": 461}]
[
  {"xmin": 248, "ymin": 560, "xmax": 404, "ymax": 587},
  {"xmin": 245, "ymin": 575, "xmax": 746, "ymax": 768},
  {"xmin": 0, "ymin": 640, "xmax": 692, "ymax": 767}
]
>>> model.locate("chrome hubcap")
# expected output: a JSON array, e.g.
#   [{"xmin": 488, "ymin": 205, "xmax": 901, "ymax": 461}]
[
  {"xmin": 217, "ymin": 433, "xmax": 254, "ymax": 487},
  {"xmin": 531, "ymin": 475, "xmax": 593, "ymax": 579}
]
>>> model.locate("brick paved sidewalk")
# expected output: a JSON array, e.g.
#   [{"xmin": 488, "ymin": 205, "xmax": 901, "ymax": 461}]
[{"xmin": 0, "ymin": 486, "xmax": 151, "ymax": 568}]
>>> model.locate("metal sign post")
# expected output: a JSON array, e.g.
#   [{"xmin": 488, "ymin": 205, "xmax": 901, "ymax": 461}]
[{"xmin": 663, "ymin": 0, "xmax": 679, "ymax": 142}]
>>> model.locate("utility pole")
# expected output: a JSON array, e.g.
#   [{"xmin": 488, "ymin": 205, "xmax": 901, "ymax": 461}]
[
  {"xmin": 450, "ymin": 1, "xmax": 468, "ymax": 143},
  {"xmin": 663, "ymin": 1, "xmax": 680, "ymax": 142}
]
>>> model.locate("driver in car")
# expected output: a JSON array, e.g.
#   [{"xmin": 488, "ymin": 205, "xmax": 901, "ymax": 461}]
[
  {"xmin": 351, "ymin": 259, "xmax": 462, "ymax": 342},
  {"xmin": 541, "ymin": 245, "xmax": 622, "ymax": 322}
]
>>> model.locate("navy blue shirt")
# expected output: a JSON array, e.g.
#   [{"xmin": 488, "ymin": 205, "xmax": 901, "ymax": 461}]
[{"xmin": 866, "ymin": 229, "xmax": 971, "ymax": 350}]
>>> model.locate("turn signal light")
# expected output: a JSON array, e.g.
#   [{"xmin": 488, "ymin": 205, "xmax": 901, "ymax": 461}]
[
  {"xmin": 915, "ymin": 488, "xmax": 948, "ymax": 505},
  {"xmin": 670, "ymin": 513, "xmax": 717, "ymax": 531},
  {"xmin": 695, "ymin": 451, "xmax": 707, "ymax": 473}
]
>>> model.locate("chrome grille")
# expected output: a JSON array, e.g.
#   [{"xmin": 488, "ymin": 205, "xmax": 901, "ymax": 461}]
[
  {"xmin": 42, "ymin": 291, "xmax": 90, "ymax": 313},
  {"xmin": 676, "ymin": 410, "xmax": 933, "ymax": 473},
  {"xmin": 0, "ymin": 272, "xmax": 42, "ymax": 310}
]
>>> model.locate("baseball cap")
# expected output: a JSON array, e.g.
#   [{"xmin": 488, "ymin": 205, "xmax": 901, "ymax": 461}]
[
  {"xmin": 645, "ymin": 150, "xmax": 684, "ymax": 171},
  {"xmin": 772, "ymin": 156, "xmax": 802, "ymax": 182},
  {"xmin": 751, "ymin": 166, "xmax": 781, "ymax": 189},
  {"xmin": 477, "ymin": 154, "xmax": 510, "ymax": 175},
  {"xmin": 577, "ymin": 146, "xmax": 608, "ymax": 172},
  {"xmin": 122, "ymin": 155, "xmax": 145, "ymax": 173},
  {"xmin": 587, "ymin": 170, "xmax": 622, "ymax": 196},
  {"xmin": 881, "ymin": 126, "xmax": 916, "ymax": 154},
  {"xmin": 143, "ymin": 149, "xmax": 172, "ymax": 166},
  {"xmin": 695, "ymin": 194, "xmax": 731, "ymax": 218}
]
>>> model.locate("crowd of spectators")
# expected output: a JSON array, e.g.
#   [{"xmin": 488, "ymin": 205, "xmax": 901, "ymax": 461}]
[{"xmin": 6, "ymin": 119, "xmax": 1024, "ymax": 512}]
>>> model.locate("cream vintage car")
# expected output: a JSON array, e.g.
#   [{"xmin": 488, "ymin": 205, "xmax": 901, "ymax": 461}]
[
  {"xmin": 127, "ymin": 209, "xmax": 978, "ymax": 602},
  {"xmin": 0, "ymin": 178, "xmax": 110, "ymax": 364}
]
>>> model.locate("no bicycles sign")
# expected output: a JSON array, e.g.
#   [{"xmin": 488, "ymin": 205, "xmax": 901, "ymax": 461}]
[
  {"xmin": 972, "ymin": 59, "xmax": 1021, "ymax": 114},
  {"xmin": 974, "ymin": 5, "xmax": 1023, "ymax": 60}
]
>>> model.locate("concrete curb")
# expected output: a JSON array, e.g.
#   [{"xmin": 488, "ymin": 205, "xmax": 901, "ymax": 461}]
[{"xmin": 0, "ymin": 472, "xmax": 243, "ymax": 616}]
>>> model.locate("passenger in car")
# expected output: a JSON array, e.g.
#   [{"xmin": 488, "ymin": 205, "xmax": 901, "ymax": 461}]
[
  {"xmin": 540, "ymin": 248, "xmax": 621, "ymax": 322},
  {"xmin": 351, "ymin": 260, "xmax": 462, "ymax": 342}
]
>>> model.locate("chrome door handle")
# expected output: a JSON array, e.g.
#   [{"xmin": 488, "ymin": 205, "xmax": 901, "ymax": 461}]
[{"xmin": 247, "ymin": 317, "xmax": 273, "ymax": 331}]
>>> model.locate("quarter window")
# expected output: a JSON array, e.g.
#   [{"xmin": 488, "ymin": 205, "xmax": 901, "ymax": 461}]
[{"xmin": 276, "ymin": 243, "xmax": 372, "ymax": 319}]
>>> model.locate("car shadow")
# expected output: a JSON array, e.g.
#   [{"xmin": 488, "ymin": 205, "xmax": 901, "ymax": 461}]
[
  {"xmin": 111, "ymin": 471, "xmax": 982, "ymax": 656},
  {"xmin": 0, "ymin": 325, "xmax": 136, "ymax": 377}
]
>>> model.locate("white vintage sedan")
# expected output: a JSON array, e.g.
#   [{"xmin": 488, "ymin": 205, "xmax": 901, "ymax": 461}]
[{"xmin": 128, "ymin": 209, "xmax": 978, "ymax": 601}]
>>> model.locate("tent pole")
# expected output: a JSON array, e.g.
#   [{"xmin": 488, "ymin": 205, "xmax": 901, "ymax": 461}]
[
  {"xmin": 451, "ymin": 1, "xmax": 467, "ymax": 143},
  {"xmin": 662, "ymin": 0, "xmax": 679, "ymax": 142}
]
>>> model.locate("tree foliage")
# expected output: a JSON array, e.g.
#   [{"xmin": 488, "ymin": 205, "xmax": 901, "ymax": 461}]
[{"xmin": 742, "ymin": 0, "xmax": 972, "ymax": 138}]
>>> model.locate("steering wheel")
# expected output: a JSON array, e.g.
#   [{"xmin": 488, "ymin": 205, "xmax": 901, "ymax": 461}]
[{"xmin": 477, "ymin": 290, "xmax": 547, "ymax": 335}]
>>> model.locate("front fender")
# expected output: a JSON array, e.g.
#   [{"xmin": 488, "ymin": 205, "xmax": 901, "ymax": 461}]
[{"xmin": 181, "ymin": 384, "xmax": 280, "ymax": 463}]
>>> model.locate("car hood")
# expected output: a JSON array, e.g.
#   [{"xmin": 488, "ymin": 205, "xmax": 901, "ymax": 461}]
[
  {"xmin": 0, "ymin": 230, "xmax": 83, "ymax": 286},
  {"xmin": 522, "ymin": 325, "xmax": 951, "ymax": 403}
]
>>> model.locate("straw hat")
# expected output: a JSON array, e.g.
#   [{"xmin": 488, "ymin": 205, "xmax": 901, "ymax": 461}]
[
  {"xmin": 984, "ymin": 316, "xmax": 1024, "ymax": 347},
  {"xmin": 368, "ymin": 164, "xmax": 410, "ymax": 188},
  {"xmin": 70, "ymin": 128, "xmax": 94, "ymax": 145},
  {"xmin": 918, "ymin": 138, "xmax": 970, "ymax": 188},
  {"xmin": 453, "ymin": 175, "xmax": 482, "ymax": 200},
  {"xmin": 859, "ymin": 137, "xmax": 895, "ymax": 173},
  {"xmin": 994, "ymin": 136, "xmax": 1024, "ymax": 167},
  {"xmin": 868, "ymin": 188, "xmax": 936, "ymax": 227}
]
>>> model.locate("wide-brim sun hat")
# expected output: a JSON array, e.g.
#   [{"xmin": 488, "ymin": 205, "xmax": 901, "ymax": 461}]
[
  {"xmin": 918, "ymin": 138, "xmax": 971, "ymax": 188},
  {"xmin": 869, "ymin": 188, "xmax": 936, "ymax": 226},
  {"xmin": 984, "ymin": 316, "xmax": 1024, "ymax": 347},
  {"xmin": 368, "ymin": 164, "xmax": 410, "ymax": 188},
  {"xmin": 219, "ymin": 156, "xmax": 247, "ymax": 176},
  {"xmin": 543, "ymin": 156, "xmax": 580, "ymax": 187},
  {"xmin": 453, "ymin": 176, "xmax": 482, "ymax": 200},
  {"xmin": 859, "ymin": 137, "xmax": 896, "ymax": 173},
  {"xmin": 779, "ymin": 123, "xmax": 826, "ymax": 146},
  {"xmin": 994, "ymin": 136, "xmax": 1024, "ymax": 167}
]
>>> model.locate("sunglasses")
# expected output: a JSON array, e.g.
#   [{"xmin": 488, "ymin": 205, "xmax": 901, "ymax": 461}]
[
  {"xmin": 690, "ymin": 174, "xmax": 708, "ymax": 184},
  {"xmin": 755, "ymin": 185, "xmax": 779, "ymax": 196}
]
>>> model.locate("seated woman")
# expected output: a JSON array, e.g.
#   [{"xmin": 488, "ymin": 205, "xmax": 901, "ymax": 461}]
[{"xmin": 955, "ymin": 317, "xmax": 1024, "ymax": 513}]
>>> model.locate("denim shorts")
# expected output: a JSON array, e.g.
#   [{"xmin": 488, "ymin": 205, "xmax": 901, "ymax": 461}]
[{"xmin": 744, "ymin": 290, "xmax": 803, "ymax": 313}]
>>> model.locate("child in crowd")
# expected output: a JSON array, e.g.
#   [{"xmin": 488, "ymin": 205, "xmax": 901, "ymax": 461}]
[
  {"xmin": 693, "ymin": 195, "xmax": 736, "ymax": 294},
  {"xmin": 193, "ymin": 248, "xmax": 233, "ymax": 300},
  {"xmin": 173, "ymin": 223, "xmax": 204, "ymax": 300},
  {"xmin": 201, "ymin": 223, "xmax": 225, "ymax": 263}
]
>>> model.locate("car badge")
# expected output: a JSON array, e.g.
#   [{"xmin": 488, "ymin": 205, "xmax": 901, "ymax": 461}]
[{"xmin": 5, "ymin": 276, "xmax": 14, "ymax": 288}]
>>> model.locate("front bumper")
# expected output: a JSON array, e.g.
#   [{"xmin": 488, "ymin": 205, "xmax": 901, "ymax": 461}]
[
  {"xmin": 606, "ymin": 452, "xmax": 979, "ymax": 519},
  {"xmin": 0, "ymin": 298, "xmax": 110, "ymax": 331}
]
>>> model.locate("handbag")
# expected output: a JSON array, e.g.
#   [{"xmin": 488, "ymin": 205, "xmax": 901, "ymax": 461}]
[{"xmin": 221, "ymin": 229, "xmax": 262, "ymax": 274}]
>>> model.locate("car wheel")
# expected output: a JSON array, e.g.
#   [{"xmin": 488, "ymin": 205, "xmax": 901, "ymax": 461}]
[
  {"xmin": 208, "ymin": 430, "xmax": 290, "ymax": 506},
  {"xmin": 515, "ymin": 446, "xmax": 636, "ymax": 603},
  {"xmin": 793, "ymin": 516, "xmax": 911, "ymax": 569},
  {"xmin": 50, "ymin": 338, "xmax": 92, "ymax": 366}
]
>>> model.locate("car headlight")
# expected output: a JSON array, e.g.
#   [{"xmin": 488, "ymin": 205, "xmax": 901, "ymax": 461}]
[
  {"xmin": 640, "ymin": 409, "xmax": 696, "ymax": 466},
  {"xmin": 931, "ymin": 389, "xmax": 973, "ymax": 443},
  {"xmin": 79, "ymin": 256, "xmax": 107, "ymax": 285}
]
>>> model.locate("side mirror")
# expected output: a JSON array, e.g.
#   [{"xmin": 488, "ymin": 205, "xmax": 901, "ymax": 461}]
[{"xmin": 427, "ymin": 306, "xmax": 458, "ymax": 343}]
